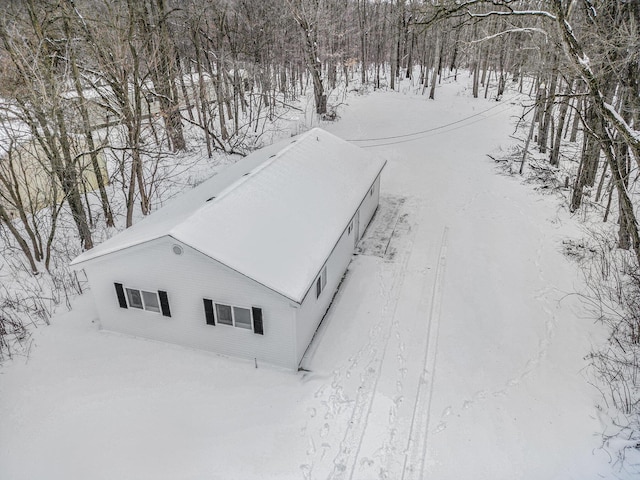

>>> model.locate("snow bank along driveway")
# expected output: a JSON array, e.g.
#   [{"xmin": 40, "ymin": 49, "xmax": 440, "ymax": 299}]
[{"xmin": 0, "ymin": 81, "xmax": 617, "ymax": 479}]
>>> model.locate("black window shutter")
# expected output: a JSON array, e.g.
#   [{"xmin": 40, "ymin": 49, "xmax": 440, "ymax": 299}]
[
  {"xmin": 115, "ymin": 283, "xmax": 127, "ymax": 309},
  {"xmin": 252, "ymin": 307, "xmax": 264, "ymax": 335},
  {"xmin": 203, "ymin": 299, "xmax": 215, "ymax": 325},
  {"xmin": 158, "ymin": 290, "xmax": 171, "ymax": 317}
]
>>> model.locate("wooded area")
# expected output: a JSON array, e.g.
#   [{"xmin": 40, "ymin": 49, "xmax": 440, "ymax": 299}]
[
  {"xmin": 0, "ymin": 0, "xmax": 639, "ymax": 451},
  {"xmin": 0, "ymin": 0, "xmax": 637, "ymax": 269},
  {"xmin": 0, "ymin": 0, "xmax": 636, "ymax": 271}
]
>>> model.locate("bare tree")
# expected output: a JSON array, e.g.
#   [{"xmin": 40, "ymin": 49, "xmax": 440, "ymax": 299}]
[
  {"xmin": 0, "ymin": 3, "xmax": 93, "ymax": 250},
  {"xmin": 290, "ymin": 0, "xmax": 327, "ymax": 115}
]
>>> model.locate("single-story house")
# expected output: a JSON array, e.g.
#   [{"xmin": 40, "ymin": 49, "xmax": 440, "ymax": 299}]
[{"xmin": 71, "ymin": 128, "xmax": 386, "ymax": 369}]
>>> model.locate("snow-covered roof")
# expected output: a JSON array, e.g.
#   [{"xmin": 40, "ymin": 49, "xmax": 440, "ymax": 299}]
[{"xmin": 71, "ymin": 128, "xmax": 386, "ymax": 303}]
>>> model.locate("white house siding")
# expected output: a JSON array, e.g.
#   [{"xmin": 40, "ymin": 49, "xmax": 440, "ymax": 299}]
[
  {"xmin": 357, "ymin": 174, "xmax": 382, "ymax": 242},
  {"xmin": 82, "ymin": 236, "xmax": 297, "ymax": 369},
  {"xmin": 293, "ymin": 174, "xmax": 383, "ymax": 365}
]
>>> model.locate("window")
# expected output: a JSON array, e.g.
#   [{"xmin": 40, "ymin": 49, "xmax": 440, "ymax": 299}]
[
  {"xmin": 348, "ymin": 220, "xmax": 353, "ymax": 235},
  {"xmin": 114, "ymin": 283, "xmax": 171, "ymax": 317},
  {"xmin": 126, "ymin": 287, "xmax": 160, "ymax": 313},
  {"xmin": 369, "ymin": 185, "xmax": 375, "ymax": 197},
  {"xmin": 142, "ymin": 291, "xmax": 161, "ymax": 313},
  {"xmin": 233, "ymin": 307, "xmax": 252, "ymax": 330},
  {"xmin": 216, "ymin": 303, "xmax": 233, "ymax": 325},
  {"xmin": 203, "ymin": 299, "xmax": 264, "ymax": 335},
  {"xmin": 212, "ymin": 302, "xmax": 254, "ymax": 330},
  {"xmin": 316, "ymin": 266, "xmax": 327, "ymax": 299},
  {"xmin": 126, "ymin": 288, "xmax": 143, "ymax": 309}
]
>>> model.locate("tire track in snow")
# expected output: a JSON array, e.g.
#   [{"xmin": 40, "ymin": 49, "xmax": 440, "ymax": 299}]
[
  {"xmin": 400, "ymin": 226, "xmax": 449, "ymax": 480},
  {"xmin": 323, "ymin": 204, "xmax": 419, "ymax": 480}
]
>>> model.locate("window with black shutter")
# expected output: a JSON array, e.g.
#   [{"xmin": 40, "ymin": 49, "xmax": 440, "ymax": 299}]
[
  {"xmin": 115, "ymin": 284, "xmax": 168, "ymax": 315},
  {"xmin": 204, "ymin": 299, "xmax": 262, "ymax": 332}
]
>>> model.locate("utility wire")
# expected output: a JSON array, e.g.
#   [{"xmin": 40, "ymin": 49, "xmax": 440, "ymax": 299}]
[
  {"xmin": 347, "ymin": 93, "xmax": 522, "ymax": 145},
  {"xmin": 359, "ymin": 102, "xmax": 516, "ymax": 148}
]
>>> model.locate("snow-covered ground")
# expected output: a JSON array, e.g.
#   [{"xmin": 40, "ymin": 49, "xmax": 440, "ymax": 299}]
[{"xmin": 1, "ymin": 78, "xmax": 631, "ymax": 479}]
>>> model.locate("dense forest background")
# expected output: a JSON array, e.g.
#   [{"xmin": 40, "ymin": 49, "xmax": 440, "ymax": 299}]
[{"xmin": 1, "ymin": 0, "xmax": 639, "ymax": 463}]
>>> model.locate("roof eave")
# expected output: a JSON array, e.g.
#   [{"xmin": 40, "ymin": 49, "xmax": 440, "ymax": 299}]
[{"xmin": 69, "ymin": 234, "xmax": 164, "ymax": 268}]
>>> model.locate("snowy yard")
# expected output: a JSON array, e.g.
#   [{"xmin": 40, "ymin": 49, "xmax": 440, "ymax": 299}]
[{"xmin": 1, "ymin": 80, "xmax": 629, "ymax": 479}]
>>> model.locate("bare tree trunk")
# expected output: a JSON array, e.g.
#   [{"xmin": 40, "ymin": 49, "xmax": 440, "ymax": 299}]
[
  {"xmin": 569, "ymin": 96, "xmax": 582, "ymax": 142},
  {"xmin": 520, "ymin": 107, "xmax": 536, "ymax": 175},
  {"xmin": 0, "ymin": 149, "xmax": 46, "ymax": 263},
  {"xmin": 570, "ymin": 104, "xmax": 601, "ymax": 212},
  {"xmin": 395, "ymin": 0, "xmax": 404, "ymax": 82},
  {"xmin": 602, "ymin": 135, "xmax": 640, "ymax": 263},
  {"xmin": 405, "ymin": 24, "xmax": 414, "ymax": 79},
  {"xmin": 358, "ymin": 0, "xmax": 367, "ymax": 84},
  {"xmin": 63, "ymin": 13, "xmax": 114, "ymax": 227},
  {"xmin": 538, "ymin": 55, "xmax": 559, "ymax": 154},
  {"xmin": 472, "ymin": 55, "xmax": 480, "ymax": 98},
  {"xmin": 291, "ymin": 0, "xmax": 326, "ymax": 115},
  {"xmin": 177, "ymin": 53, "xmax": 195, "ymax": 123},
  {"xmin": 617, "ymin": 144, "xmax": 631, "ymax": 250},
  {"xmin": 480, "ymin": 44, "xmax": 491, "ymax": 87},
  {"xmin": 53, "ymin": 109, "xmax": 94, "ymax": 250},
  {"xmin": 214, "ymin": 57, "xmax": 230, "ymax": 140},
  {"xmin": 0, "ymin": 205, "xmax": 39, "ymax": 273},
  {"xmin": 534, "ymin": 78, "xmax": 545, "ymax": 124},
  {"xmin": 428, "ymin": 29, "xmax": 441, "ymax": 100},
  {"xmin": 496, "ymin": 39, "xmax": 506, "ymax": 99},
  {"xmin": 136, "ymin": 0, "xmax": 186, "ymax": 151},
  {"xmin": 484, "ymin": 67, "xmax": 492, "ymax": 99},
  {"xmin": 550, "ymin": 81, "xmax": 572, "ymax": 166},
  {"xmin": 192, "ymin": 24, "xmax": 213, "ymax": 158}
]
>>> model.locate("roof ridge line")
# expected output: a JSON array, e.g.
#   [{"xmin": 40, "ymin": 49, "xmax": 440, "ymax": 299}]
[
  {"xmin": 185, "ymin": 129, "xmax": 316, "ymax": 214},
  {"xmin": 164, "ymin": 129, "xmax": 314, "ymax": 241}
]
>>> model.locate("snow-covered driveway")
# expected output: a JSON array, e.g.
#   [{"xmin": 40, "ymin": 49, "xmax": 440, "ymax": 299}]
[
  {"xmin": 0, "ymin": 81, "xmax": 618, "ymax": 479},
  {"xmin": 300, "ymin": 81, "xmax": 611, "ymax": 479}
]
